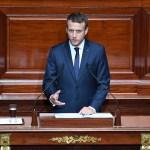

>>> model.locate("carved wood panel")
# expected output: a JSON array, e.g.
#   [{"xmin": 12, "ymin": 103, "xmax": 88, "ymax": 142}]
[{"xmin": 0, "ymin": 0, "xmax": 150, "ymax": 115}]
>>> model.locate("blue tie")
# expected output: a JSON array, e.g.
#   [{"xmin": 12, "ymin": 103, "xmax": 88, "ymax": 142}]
[{"xmin": 74, "ymin": 47, "xmax": 79, "ymax": 79}]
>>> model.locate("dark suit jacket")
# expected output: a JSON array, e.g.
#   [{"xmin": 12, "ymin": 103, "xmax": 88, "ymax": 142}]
[{"xmin": 43, "ymin": 39, "xmax": 110, "ymax": 113}]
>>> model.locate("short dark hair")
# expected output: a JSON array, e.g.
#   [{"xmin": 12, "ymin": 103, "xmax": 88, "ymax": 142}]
[{"xmin": 67, "ymin": 12, "xmax": 88, "ymax": 29}]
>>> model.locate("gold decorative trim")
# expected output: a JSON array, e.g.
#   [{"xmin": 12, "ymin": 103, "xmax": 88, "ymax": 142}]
[
  {"xmin": 141, "ymin": 133, "xmax": 150, "ymax": 150},
  {"xmin": 0, "ymin": 134, "xmax": 11, "ymax": 150},
  {"xmin": 0, "ymin": 134, "xmax": 10, "ymax": 146},
  {"xmin": 0, "ymin": 146, "xmax": 11, "ymax": 150},
  {"xmin": 48, "ymin": 135, "xmax": 101, "ymax": 144}
]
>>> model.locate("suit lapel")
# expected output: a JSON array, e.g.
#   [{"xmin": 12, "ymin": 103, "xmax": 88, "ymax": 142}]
[{"xmin": 63, "ymin": 41, "xmax": 77, "ymax": 82}]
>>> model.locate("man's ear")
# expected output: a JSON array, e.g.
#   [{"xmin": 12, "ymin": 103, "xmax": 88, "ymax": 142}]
[{"xmin": 66, "ymin": 28, "xmax": 68, "ymax": 33}]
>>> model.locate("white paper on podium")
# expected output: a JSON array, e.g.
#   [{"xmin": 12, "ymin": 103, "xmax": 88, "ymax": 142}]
[
  {"xmin": 0, "ymin": 117, "xmax": 23, "ymax": 125},
  {"xmin": 55, "ymin": 113, "xmax": 113, "ymax": 118}
]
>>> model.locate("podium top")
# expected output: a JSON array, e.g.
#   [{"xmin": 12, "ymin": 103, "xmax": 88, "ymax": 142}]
[
  {"xmin": 44, "ymin": 113, "xmax": 113, "ymax": 119},
  {"xmin": 39, "ymin": 113, "xmax": 114, "ymax": 128}
]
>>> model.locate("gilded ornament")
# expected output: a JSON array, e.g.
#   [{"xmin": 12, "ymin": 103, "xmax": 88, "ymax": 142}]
[
  {"xmin": 0, "ymin": 134, "xmax": 11, "ymax": 150},
  {"xmin": 141, "ymin": 133, "xmax": 150, "ymax": 150},
  {"xmin": 48, "ymin": 135, "xmax": 101, "ymax": 144}
]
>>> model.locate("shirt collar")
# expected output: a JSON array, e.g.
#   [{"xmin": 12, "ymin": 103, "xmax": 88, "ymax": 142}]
[{"xmin": 69, "ymin": 39, "xmax": 85, "ymax": 50}]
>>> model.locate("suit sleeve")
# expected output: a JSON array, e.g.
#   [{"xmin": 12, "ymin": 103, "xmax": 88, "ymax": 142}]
[{"xmin": 42, "ymin": 47, "xmax": 58, "ymax": 100}]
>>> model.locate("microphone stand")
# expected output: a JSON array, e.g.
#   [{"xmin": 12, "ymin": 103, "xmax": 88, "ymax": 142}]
[
  {"xmin": 31, "ymin": 90, "xmax": 45, "ymax": 127},
  {"xmin": 31, "ymin": 64, "xmax": 64, "ymax": 127},
  {"xmin": 31, "ymin": 92, "xmax": 44, "ymax": 127},
  {"xmin": 111, "ymin": 94, "xmax": 121, "ymax": 127},
  {"xmin": 114, "ymin": 105, "xmax": 121, "ymax": 127},
  {"xmin": 86, "ymin": 64, "xmax": 121, "ymax": 127},
  {"xmin": 31, "ymin": 108, "xmax": 38, "ymax": 127}
]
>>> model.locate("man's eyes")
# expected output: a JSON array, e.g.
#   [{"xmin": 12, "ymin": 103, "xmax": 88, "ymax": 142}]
[
  {"xmin": 68, "ymin": 30, "xmax": 83, "ymax": 33},
  {"xmin": 76, "ymin": 30, "xmax": 82, "ymax": 33}
]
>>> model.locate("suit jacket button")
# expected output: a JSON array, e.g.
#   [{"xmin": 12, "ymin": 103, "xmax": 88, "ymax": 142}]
[{"xmin": 76, "ymin": 86, "xmax": 79, "ymax": 89}]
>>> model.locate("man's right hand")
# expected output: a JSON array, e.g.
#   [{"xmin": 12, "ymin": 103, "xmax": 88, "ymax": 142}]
[{"xmin": 50, "ymin": 90, "xmax": 65, "ymax": 106}]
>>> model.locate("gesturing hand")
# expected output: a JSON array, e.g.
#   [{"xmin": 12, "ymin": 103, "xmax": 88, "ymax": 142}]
[{"xmin": 50, "ymin": 90, "xmax": 65, "ymax": 106}]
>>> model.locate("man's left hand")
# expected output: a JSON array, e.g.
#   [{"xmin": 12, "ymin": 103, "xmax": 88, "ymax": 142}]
[{"xmin": 79, "ymin": 106, "xmax": 96, "ymax": 115}]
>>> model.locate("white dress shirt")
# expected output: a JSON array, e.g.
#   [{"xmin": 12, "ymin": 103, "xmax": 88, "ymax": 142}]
[{"xmin": 69, "ymin": 40, "xmax": 85, "ymax": 66}]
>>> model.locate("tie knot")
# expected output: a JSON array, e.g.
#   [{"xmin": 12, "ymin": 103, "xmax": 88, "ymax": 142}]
[{"xmin": 74, "ymin": 47, "xmax": 79, "ymax": 53}]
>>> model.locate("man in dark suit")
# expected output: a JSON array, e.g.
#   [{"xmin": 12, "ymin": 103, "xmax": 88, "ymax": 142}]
[{"xmin": 43, "ymin": 12, "xmax": 110, "ymax": 115}]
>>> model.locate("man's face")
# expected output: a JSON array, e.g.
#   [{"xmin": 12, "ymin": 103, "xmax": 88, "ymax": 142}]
[{"xmin": 66, "ymin": 20, "xmax": 88, "ymax": 47}]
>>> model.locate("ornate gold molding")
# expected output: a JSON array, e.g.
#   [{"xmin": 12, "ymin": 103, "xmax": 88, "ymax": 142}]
[
  {"xmin": 0, "ymin": 146, "xmax": 10, "ymax": 150},
  {"xmin": 141, "ymin": 133, "xmax": 150, "ymax": 150},
  {"xmin": 48, "ymin": 135, "xmax": 101, "ymax": 144},
  {"xmin": 0, "ymin": 134, "xmax": 11, "ymax": 150}
]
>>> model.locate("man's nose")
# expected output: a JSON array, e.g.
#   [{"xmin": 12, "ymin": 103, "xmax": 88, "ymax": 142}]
[{"xmin": 73, "ymin": 31, "xmax": 77, "ymax": 38}]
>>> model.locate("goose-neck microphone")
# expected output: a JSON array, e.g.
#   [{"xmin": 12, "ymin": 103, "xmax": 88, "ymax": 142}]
[
  {"xmin": 32, "ymin": 63, "xmax": 64, "ymax": 111},
  {"xmin": 86, "ymin": 63, "xmax": 121, "ymax": 126}
]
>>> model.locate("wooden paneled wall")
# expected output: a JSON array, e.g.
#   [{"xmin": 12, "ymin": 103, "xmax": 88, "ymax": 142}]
[{"xmin": 0, "ymin": 0, "xmax": 150, "ymax": 115}]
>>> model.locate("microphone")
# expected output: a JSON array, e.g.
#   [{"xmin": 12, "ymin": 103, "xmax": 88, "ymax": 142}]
[
  {"xmin": 31, "ymin": 63, "xmax": 64, "ymax": 126},
  {"xmin": 32, "ymin": 63, "xmax": 64, "ymax": 111},
  {"xmin": 86, "ymin": 63, "xmax": 121, "ymax": 127}
]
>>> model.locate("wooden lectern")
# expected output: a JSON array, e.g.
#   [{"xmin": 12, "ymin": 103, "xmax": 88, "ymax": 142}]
[{"xmin": 39, "ymin": 113, "xmax": 114, "ymax": 128}]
